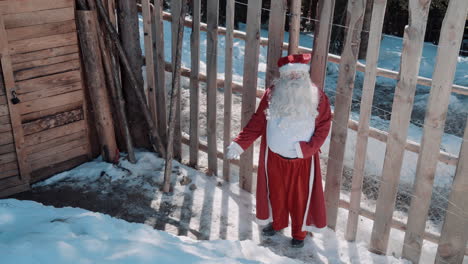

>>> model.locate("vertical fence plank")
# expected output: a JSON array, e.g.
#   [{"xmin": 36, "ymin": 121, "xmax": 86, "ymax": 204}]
[
  {"xmin": 206, "ymin": 0, "xmax": 218, "ymax": 175},
  {"xmin": 310, "ymin": 0, "xmax": 335, "ymax": 90},
  {"xmin": 323, "ymin": 0, "xmax": 367, "ymax": 230},
  {"xmin": 288, "ymin": 0, "xmax": 301, "ymax": 54},
  {"xmin": 369, "ymin": 0, "xmax": 432, "ymax": 254},
  {"xmin": 265, "ymin": 0, "xmax": 286, "ymax": 88},
  {"xmin": 239, "ymin": 0, "xmax": 262, "ymax": 192},
  {"xmin": 153, "ymin": 0, "xmax": 167, "ymax": 144},
  {"xmin": 223, "ymin": 0, "xmax": 234, "ymax": 180},
  {"xmin": 435, "ymin": 121, "xmax": 468, "ymax": 263},
  {"xmin": 402, "ymin": 0, "xmax": 468, "ymax": 262},
  {"xmin": 345, "ymin": 0, "xmax": 388, "ymax": 242},
  {"xmin": 171, "ymin": 0, "xmax": 182, "ymax": 161},
  {"xmin": 142, "ymin": 0, "xmax": 158, "ymax": 131},
  {"xmin": 189, "ymin": 0, "xmax": 201, "ymax": 168}
]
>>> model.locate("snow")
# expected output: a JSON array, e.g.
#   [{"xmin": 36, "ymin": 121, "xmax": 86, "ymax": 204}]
[{"xmin": 2, "ymin": 151, "xmax": 413, "ymax": 264}]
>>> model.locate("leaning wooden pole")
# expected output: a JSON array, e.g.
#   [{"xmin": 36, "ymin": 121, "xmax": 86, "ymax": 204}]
[
  {"xmin": 163, "ymin": 0, "xmax": 187, "ymax": 192},
  {"xmin": 288, "ymin": 0, "xmax": 301, "ymax": 54},
  {"xmin": 94, "ymin": 0, "xmax": 165, "ymax": 157},
  {"xmin": 76, "ymin": 10, "xmax": 118, "ymax": 163}
]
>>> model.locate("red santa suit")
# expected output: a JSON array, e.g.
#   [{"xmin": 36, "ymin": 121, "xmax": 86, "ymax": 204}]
[{"xmin": 228, "ymin": 54, "xmax": 332, "ymax": 240}]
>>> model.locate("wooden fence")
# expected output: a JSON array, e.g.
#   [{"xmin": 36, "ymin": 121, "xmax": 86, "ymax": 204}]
[{"xmin": 142, "ymin": 1, "xmax": 468, "ymax": 263}]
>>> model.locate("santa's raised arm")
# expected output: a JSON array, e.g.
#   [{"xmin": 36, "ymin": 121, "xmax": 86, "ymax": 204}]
[{"xmin": 227, "ymin": 53, "xmax": 332, "ymax": 248}]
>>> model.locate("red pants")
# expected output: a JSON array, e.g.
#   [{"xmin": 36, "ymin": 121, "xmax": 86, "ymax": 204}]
[{"xmin": 267, "ymin": 149, "xmax": 311, "ymax": 240}]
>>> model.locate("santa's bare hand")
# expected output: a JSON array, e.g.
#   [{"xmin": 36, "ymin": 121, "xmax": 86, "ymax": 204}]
[{"xmin": 226, "ymin": 142, "xmax": 243, "ymax": 160}]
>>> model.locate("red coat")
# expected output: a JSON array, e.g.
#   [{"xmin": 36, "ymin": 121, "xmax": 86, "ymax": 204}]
[{"xmin": 234, "ymin": 87, "xmax": 332, "ymax": 230}]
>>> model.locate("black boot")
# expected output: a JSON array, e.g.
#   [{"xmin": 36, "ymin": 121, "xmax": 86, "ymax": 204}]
[
  {"xmin": 262, "ymin": 223, "xmax": 277, "ymax": 236},
  {"xmin": 291, "ymin": 238, "xmax": 304, "ymax": 248}
]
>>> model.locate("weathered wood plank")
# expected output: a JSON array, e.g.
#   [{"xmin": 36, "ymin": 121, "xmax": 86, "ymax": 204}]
[
  {"xmin": 153, "ymin": 0, "xmax": 167, "ymax": 145},
  {"xmin": 0, "ymin": 161, "xmax": 17, "ymax": 173},
  {"xmin": 19, "ymin": 90, "xmax": 83, "ymax": 115},
  {"xmin": 189, "ymin": 0, "xmax": 200, "ymax": 168},
  {"xmin": 239, "ymin": 0, "xmax": 262, "ymax": 192},
  {"xmin": 288, "ymin": 0, "xmax": 301, "ymax": 54},
  {"xmin": 265, "ymin": 0, "xmax": 286, "ymax": 88},
  {"xmin": 171, "ymin": 0, "xmax": 182, "ymax": 161},
  {"xmin": 0, "ymin": 143, "xmax": 14, "ymax": 155},
  {"xmin": 19, "ymin": 82, "xmax": 81, "ymax": 102},
  {"xmin": 21, "ymin": 100, "xmax": 82, "ymax": 122},
  {"xmin": 16, "ymin": 70, "xmax": 81, "ymax": 94},
  {"xmin": 370, "ymin": 0, "xmax": 432, "ymax": 255},
  {"xmin": 0, "ymin": 131, "xmax": 13, "ymax": 145},
  {"xmin": 9, "ymin": 32, "xmax": 78, "ymax": 55},
  {"xmin": 23, "ymin": 108, "xmax": 83, "ymax": 135},
  {"xmin": 0, "ymin": 168, "xmax": 18, "ymax": 180},
  {"xmin": 25, "ymin": 130, "xmax": 85, "ymax": 155},
  {"xmin": 29, "ymin": 137, "xmax": 85, "ymax": 161},
  {"xmin": 13, "ymin": 53, "xmax": 80, "ymax": 72},
  {"xmin": 0, "ymin": 182, "xmax": 29, "ymax": 198},
  {"xmin": 324, "ymin": 0, "xmax": 367, "ymax": 230},
  {"xmin": 0, "ymin": 115, "xmax": 10, "ymax": 125},
  {"xmin": 0, "ymin": 15, "xmax": 31, "ymax": 182},
  {"xmin": 435, "ymin": 121, "xmax": 468, "ymax": 263},
  {"xmin": 206, "ymin": 0, "xmax": 218, "ymax": 175},
  {"xmin": 11, "ymin": 45, "xmax": 79, "ymax": 64},
  {"xmin": 6, "ymin": 20, "xmax": 76, "ymax": 42},
  {"xmin": 0, "ymin": 104, "xmax": 8, "ymax": 116},
  {"xmin": 0, "ymin": 0, "xmax": 74, "ymax": 15},
  {"xmin": 30, "ymin": 154, "xmax": 88, "ymax": 183},
  {"xmin": 0, "ymin": 95, "xmax": 6, "ymax": 104},
  {"xmin": 30, "ymin": 144, "xmax": 87, "ymax": 171},
  {"xmin": 3, "ymin": 7, "xmax": 75, "ymax": 29},
  {"xmin": 24, "ymin": 120, "xmax": 86, "ymax": 146},
  {"xmin": 346, "ymin": 0, "xmax": 388, "ymax": 242},
  {"xmin": 0, "ymin": 123, "xmax": 11, "ymax": 133},
  {"xmin": 0, "ymin": 152, "xmax": 16, "ymax": 165},
  {"xmin": 222, "ymin": 0, "xmax": 233, "ymax": 180},
  {"xmin": 402, "ymin": 0, "xmax": 468, "ymax": 262},
  {"xmin": 0, "ymin": 175, "xmax": 23, "ymax": 191},
  {"xmin": 14, "ymin": 59, "xmax": 80, "ymax": 81},
  {"xmin": 310, "ymin": 0, "xmax": 336, "ymax": 90}
]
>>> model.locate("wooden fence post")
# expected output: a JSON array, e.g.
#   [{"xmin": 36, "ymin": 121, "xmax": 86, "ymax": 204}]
[
  {"xmin": 402, "ymin": 0, "xmax": 468, "ymax": 262},
  {"xmin": 324, "ymin": 0, "xmax": 367, "ymax": 230},
  {"xmin": 189, "ymin": 0, "xmax": 201, "ymax": 168},
  {"xmin": 288, "ymin": 0, "xmax": 301, "ymax": 54},
  {"xmin": 239, "ymin": 0, "xmax": 262, "ymax": 192},
  {"xmin": 153, "ymin": 0, "xmax": 167, "ymax": 145},
  {"xmin": 223, "ymin": 0, "xmax": 234, "ymax": 180},
  {"xmin": 435, "ymin": 121, "xmax": 468, "ymax": 263},
  {"xmin": 171, "ymin": 0, "xmax": 182, "ymax": 161},
  {"xmin": 117, "ymin": 0, "xmax": 149, "ymax": 148},
  {"xmin": 345, "ymin": 0, "xmax": 388, "ymax": 242},
  {"xmin": 76, "ymin": 10, "xmax": 118, "ymax": 163},
  {"xmin": 310, "ymin": 0, "xmax": 336, "ymax": 90},
  {"xmin": 265, "ymin": 0, "xmax": 286, "ymax": 89},
  {"xmin": 206, "ymin": 0, "xmax": 218, "ymax": 176},
  {"xmin": 369, "ymin": 0, "xmax": 432, "ymax": 255}
]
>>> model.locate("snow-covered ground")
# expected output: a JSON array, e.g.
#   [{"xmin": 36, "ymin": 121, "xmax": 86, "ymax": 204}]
[{"xmin": 2, "ymin": 151, "xmax": 416, "ymax": 263}]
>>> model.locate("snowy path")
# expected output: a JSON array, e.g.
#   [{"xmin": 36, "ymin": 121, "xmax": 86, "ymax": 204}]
[{"xmin": 4, "ymin": 151, "xmax": 435, "ymax": 264}]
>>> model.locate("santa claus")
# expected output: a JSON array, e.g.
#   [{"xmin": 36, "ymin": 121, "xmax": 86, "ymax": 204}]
[{"xmin": 227, "ymin": 53, "xmax": 332, "ymax": 248}]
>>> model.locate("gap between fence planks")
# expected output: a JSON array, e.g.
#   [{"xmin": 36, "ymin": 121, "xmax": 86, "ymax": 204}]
[
  {"xmin": 310, "ymin": 0, "xmax": 336, "ymax": 90},
  {"xmin": 189, "ymin": 0, "xmax": 200, "ymax": 168},
  {"xmin": 370, "ymin": 0, "xmax": 432, "ymax": 255},
  {"xmin": 222, "ymin": 0, "xmax": 234, "ymax": 181},
  {"xmin": 171, "ymin": 0, "xmax": 182, "ymax": 162},
  {"xmin": 324, "ymin": 0, "xmax": 367, "ymax": 230},
  {"xmin": 76, "ymin": 10, "xmax": 117, "ymax": 163},
  {"xmin": 160, "ymin": 11, "xmax": 468, "ymax": 96},
  {"xmin": 345, "ymin": 0, "xmax": 388, "ymax": 242},
  {"xmin": 288, "ymin": 0, "xmax": 301, "ymax": 54},
  {"xmin": 239, "ymin": 0, "xmax": 262, "ymax": 193},
  {"xmin": 153, "ymin": 0, "xmax": 167, "ymax": 146},
  {"xmin": 402, "ymin": 0, "xmax": 468, "ymax": 262}
]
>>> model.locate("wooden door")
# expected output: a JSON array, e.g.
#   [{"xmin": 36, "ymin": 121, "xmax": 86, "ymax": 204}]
[{"xmin": 0, "ymin": 0, "xmax": 92, "ymax": 197}]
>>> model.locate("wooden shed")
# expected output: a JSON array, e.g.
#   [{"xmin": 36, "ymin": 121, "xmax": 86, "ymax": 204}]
[{"xmin": 0, "ymin": 0, "xmax": 92, "ymax": 197}]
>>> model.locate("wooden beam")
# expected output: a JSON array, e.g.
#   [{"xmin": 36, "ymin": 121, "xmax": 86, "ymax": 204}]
[
  {"xmin": 324, "ymin": 0, "xmax": 367, "ymax": 230},
  {"xmin": 403, "ymin": 0, "xmax": 468, "ymax": 262},
  {"xmin": 171, "ymin": 0, "xmax": 182, "ymax": 161},
  {"xmin": 3, "ymin": 7, "xmax": 74, "ymax": 29},
  {"xmin": 346, "ymin": 0, "xmax": 388, "ymax": 241},
  {"xmin": 265, "ymin": 0, "xmax": 286, "ymax": 88},
  {"xmin": 288, "ymin": 0, "xmax": 301, "ymax": 54},
  {"xmin": 0, "ymin": 0, "xmax": 74, "ymax": 15},
  {"xmin": 189, "ymin": 0, "xmax": 200, "ymax": 168},
  {"xmin": 370, "ymin": 0, "xmax": 432, "ymax": 255}
]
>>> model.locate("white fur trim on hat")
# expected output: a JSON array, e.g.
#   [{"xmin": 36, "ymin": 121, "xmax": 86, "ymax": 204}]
[{"xmin": 279, "ymin": 63, "xmax": 310, "ymax": 74}]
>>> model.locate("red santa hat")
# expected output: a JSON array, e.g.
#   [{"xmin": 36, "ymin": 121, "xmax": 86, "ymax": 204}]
[{"xmin": 277, "ymin": 53, "xmax": 311, "ymax": 75}]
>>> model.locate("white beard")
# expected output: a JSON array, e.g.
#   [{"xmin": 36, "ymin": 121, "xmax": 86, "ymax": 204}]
[{"xmin": 266, "ymin": 71, "xmax": 319, "ymax": 124}]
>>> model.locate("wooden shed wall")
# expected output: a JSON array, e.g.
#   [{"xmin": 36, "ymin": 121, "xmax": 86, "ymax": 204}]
[{"xmin": 0, "ymin": 0, "xmax": 92, "ymax": 197}]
